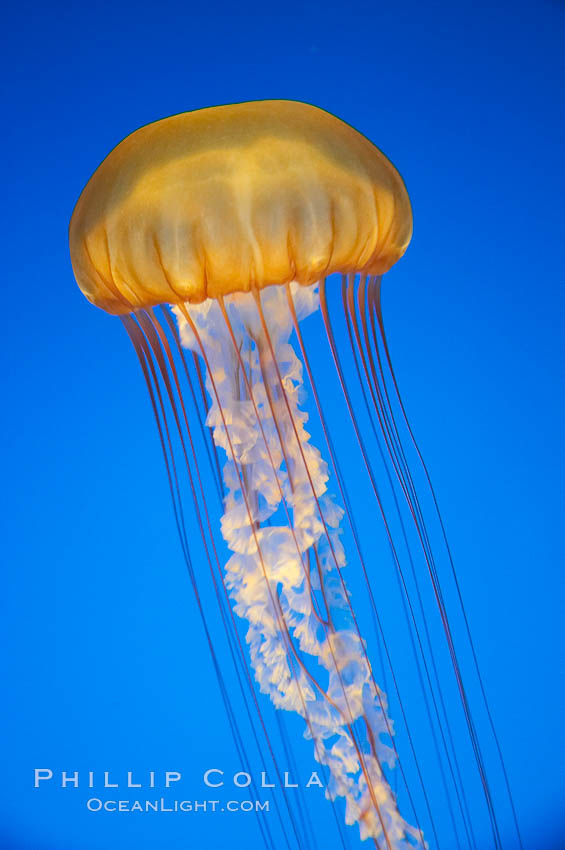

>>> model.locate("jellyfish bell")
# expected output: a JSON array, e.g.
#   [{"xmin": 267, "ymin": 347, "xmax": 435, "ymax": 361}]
[
  {"xmin": 70, "ymin": 101, "xmax": 520, "ymax": 850},
  {"xmin": 69, "ymin": 99, "xmax": 412, "ymax": 312}
]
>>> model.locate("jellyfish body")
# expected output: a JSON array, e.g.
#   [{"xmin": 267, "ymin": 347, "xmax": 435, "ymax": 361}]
[{"xmin": 70, "ymin": 101, "xmax": 519, "ymax": 850}]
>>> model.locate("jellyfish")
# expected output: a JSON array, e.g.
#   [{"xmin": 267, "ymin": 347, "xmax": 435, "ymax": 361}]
[{"xmin": 69, "ymin": 101, "xmax": 520, "ymax": 850}]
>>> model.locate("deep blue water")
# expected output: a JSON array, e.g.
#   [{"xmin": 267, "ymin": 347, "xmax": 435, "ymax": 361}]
[{"xmin": 2, "ymin": 1, "xmax": 564, "ymax": 848}]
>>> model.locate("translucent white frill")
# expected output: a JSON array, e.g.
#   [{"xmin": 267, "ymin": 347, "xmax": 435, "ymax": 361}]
[{"xmin": 173, "ymin": 283, "xmax": 425, "ymax": 848}]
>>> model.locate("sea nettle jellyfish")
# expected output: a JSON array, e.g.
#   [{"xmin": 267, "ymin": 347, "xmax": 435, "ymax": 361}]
[{"xmin": 69, "ymin": 101, "xmax": 521, "ymax": 850}]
